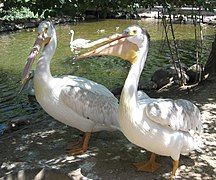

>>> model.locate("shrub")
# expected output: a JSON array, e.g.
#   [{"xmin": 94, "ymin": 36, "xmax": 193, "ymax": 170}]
[{"xmin": 1, "ymin": 6, "xmax": 37, "ymax": 21}]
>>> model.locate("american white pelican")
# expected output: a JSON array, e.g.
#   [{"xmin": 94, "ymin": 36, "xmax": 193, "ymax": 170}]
[
  {"xmin": 21, "ymin": 21, "xmax": 119, "ymax": 155},
  {"xmin": 78, "ymin": 25, "xmax": 202, "ymax": 178},
  {"xmin": 70, "ymin": 29, "xmax": 90, "ymax": 52},
  {"xmin": 70, "ymin": 29, "xmax": 119, "ymax": 52}
]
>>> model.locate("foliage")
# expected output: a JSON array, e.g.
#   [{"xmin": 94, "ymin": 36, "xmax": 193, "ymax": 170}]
[
  {"xmin": 2, "ymin": 0, "xmax": 32, "ymax": 10},
  {"xmin": 0, "ymin": 6, "xmax": 37, "ymax": 21},
  {"xmin": 1, "ymin": 0, "xmax": 216, "ymax": 20}
]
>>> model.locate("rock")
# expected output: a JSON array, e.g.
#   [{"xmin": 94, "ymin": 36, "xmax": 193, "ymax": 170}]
[
  {"xmin": 139, "ymin": 80, "xmax": 157, "ymax": 90},
  {"xmin": 111, "ymin": 86, "xmax": 122, "ymax": 97},
  {"xmin": 151, "ymin": 68, "xmax": 172, "ymax": 89},
  {"xmin": 7, "ymin": 118, "xmax": 30, "ymax": 132},
  {"xmin": 165, "ymin": 63, "xmax": 189, "ymax": 84}
]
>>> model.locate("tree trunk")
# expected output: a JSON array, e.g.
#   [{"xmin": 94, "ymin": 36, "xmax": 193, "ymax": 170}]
[{"xmin": 204, "ymin": 34, "xmax": 216, "ymax": 79}]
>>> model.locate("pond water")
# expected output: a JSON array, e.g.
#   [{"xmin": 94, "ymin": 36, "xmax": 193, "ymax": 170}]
[{"xmin": 0, "ymin": 19, "xmax": 215, "ymax": 130}]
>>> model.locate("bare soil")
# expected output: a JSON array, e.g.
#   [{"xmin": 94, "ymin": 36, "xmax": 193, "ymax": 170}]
[{"xmin": 0, "ymin": 79, "xmax": 215, "ymax": 180}]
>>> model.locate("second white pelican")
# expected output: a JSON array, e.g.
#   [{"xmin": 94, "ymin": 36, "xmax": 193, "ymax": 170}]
[
  {"xmin": 70, "ymin": 29, "xmax": 90, "ymax": 52},
  {"xmin": 21, "ymin": 21, "xmax": 120, "ymax": 155},
  {"xmin": 78, "ymin": 25, "xmax": 202, "ymax": 178}
]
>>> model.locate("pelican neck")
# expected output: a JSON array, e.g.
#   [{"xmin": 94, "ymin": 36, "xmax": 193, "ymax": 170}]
[
  {"xmin": 120, "ymin": 37, "xmax": 149, "ymax": 106},
  {"xmin": 70, "ymin": 31, "xmax": 74, "ymax": 42},
  {"xmin": 35, "ymin": 33, "xmax": 57, "ymax": 82}
]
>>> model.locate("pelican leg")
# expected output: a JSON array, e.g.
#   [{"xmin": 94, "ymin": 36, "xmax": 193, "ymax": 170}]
[
  {"xmin": 67, "ymin": 132, "xmax": 91, "ymax": 155},
  {"xmin": 66, "ymin": 132, "xmax": 84, "ymax": 150},
  {"xmin": 133, "ymin": 153, "xmax": 160, "ymax": 172},
  {"xmin": 66, "ymin": 140, "xmax": 82, "ymax": 150},
  {"xmin": 170, "ymin": 160, "xmax": 179, "ymax": 179}
]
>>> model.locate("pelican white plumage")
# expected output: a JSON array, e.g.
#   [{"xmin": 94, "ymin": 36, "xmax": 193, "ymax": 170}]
[
  {"xmin": 21, "ymin": 21, "xmax": 119, "ymax": 155},
  {"xmin": 70, "ymin": 29, "xmax": 90, "ymax": 52},
  {"xmin": 78, "ymin": 25, "xmax": 202, "ymax": 178}
]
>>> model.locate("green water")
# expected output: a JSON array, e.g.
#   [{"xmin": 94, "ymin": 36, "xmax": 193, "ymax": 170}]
[
  {"xmin": 0, "ymin": 19, "xmax": 215, "ymax": 126},
  {"xmin": 0, "ymin": 19, "xmax": 215, "ymax": 88}
]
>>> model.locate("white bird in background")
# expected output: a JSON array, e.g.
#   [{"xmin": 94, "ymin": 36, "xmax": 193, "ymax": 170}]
[
  {"xmin": 78, "ymin": 25, "xmax": 202, "ymax": 179},
  {"xmin": 97, "ymin": 29, "xmax": 105, "ymax": 34},
  {"xmin": 21, "ymin": 21, "xmax": 119, "ymax": 155},
  {"xmin": 70, "ymin": 29, "xmax": 90, "ymax": 52}
]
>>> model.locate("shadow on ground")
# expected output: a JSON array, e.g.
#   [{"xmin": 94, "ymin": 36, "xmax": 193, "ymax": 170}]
[{"xmin": 0, "ymin": 79, "xmax": 216, "ymax": 179}]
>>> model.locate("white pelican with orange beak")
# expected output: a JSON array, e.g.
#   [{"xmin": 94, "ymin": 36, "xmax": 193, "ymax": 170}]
[
  {"xmin": 78, "ymin": 25, "xmax": 202, "ymax": 178},
  {"xmin": 21, "ymin": 21, "xmax": 120, "ymax": 155}
]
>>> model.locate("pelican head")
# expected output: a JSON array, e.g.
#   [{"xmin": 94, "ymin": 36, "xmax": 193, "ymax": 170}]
[
  {"xmin": 78, "ymin": 25, "xmax": 150, "ymax": 64},
  {"xmin": 21, "ymin": 21, "xmax": 55, "ymax": 85},
  {"xmin": 38, "ymin": 21, "xmax": 55, "ymax": 39},
  {"xmin": 70, "ymin": 29, "xmax": 74, "ymax": 35},
  {"xmin": 123, "ymin": 25, "xmax": 150, "ymax": 48}
]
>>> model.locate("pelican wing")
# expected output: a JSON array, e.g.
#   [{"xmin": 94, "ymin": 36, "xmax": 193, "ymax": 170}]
[
  {"xmin": 61, "ymin": 75, "xmax": 117, "ymax": 99},
  {"xmin": 145, "ymin": 99, "xmax": 202, "ymax": 132},
  {"xmin": 60, "ymin": 85, "xmax": 118, "ymax": 127}
]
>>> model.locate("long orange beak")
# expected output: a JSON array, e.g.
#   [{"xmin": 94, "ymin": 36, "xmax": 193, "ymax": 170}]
[
  {"xmin": 21, "ymin": 34, "xmax": 44, "ymax": 85},
  {"xmin": 77, "ymin": 33, "xmax": 139, "ymax": 64}
]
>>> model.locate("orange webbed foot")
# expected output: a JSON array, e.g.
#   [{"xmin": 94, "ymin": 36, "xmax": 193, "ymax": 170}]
[
  {"xmin": 133, "ymin": 153, "xmax": 160, "ymax": 172},
  {"xmin": 66, "ymin": 132, "xmax": 91, "ymax": 156},
  {"xmin": 133, "ymin": 160, "xmax": 160, "ymax": 172}
]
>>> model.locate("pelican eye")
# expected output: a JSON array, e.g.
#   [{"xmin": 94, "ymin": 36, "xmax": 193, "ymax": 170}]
[
  {"xmin": 44, "ymin": 27, "xmax": 48, "ymax": 33},
  {"xmin": 133, "ymin": 30, "xmax": 137, "ymax": 34}
]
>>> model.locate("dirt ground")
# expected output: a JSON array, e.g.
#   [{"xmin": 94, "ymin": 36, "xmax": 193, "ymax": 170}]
[{"xmin": 0, "ymin": 79, "xmax": 215, "ymax": 180}]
